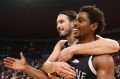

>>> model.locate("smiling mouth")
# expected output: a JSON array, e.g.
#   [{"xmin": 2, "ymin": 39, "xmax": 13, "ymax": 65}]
[
  {"xmin": 57, "ymin": 28, "xmax": 64, "ymax": 32},
  {"xmin": 73, "ymin": 28, "xmax": 79, "ymax": 32}
]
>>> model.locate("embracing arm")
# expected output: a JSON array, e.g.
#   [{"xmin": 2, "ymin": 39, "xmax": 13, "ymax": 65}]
[
  {"xmin": 69, "ymin": 37, "xmax": 119, "ymax": 55},
  {"xmin": 93, "ymin": 54, "xmax": 115, "ymax": 79},
  {"xmin": 42, "ymin": 40, "xmax": 76, "ymax": 79},
  {"xmin": 42, "ymin": 40, "xmax": 66, "ymax": 73},
  {"xmin": 58, "ymin": 36, "xmax": 119, "ymax": 62}
]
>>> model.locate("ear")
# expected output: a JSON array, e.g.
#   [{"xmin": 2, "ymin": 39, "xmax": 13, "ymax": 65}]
[{"xmin": 90, "ymin": 23, "xmax": 98, "ymax": 31}]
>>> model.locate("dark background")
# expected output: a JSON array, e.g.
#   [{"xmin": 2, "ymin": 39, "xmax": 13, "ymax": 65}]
[{"xmin": 0, "ymin": 0, "xmax": 120, "ymax": 40}]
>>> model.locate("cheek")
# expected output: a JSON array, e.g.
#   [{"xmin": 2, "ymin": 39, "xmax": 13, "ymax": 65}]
[
  {"xmin": 80, "ymin": 23, "xmax": 90, "ymax": 30},
  {"xmin": 81, "ymin": 28, "xmax": 91, "ymax": 36},
  {"xmin": 79, "ymin": 26, "xmax": 88, "ymax": 35}
]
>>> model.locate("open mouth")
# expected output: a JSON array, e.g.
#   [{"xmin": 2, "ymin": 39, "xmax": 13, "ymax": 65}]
[
  {"xmin": 57, "ymin": 27, "xmax": 64, "ymax": 32},
  {"xmin": 73, "ymin": 28, "xmax": 79, "ymax": 32}
]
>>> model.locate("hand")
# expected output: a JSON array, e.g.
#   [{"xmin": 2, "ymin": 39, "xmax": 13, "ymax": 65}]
[
  {"xmin": 53, "ymin": 62, "xmax": 76, "ymax": 79},
  {"xmin": 58, "ymin": 46, "xmax": 74, "ymax": 62},
  {"xmin": 3, "ymin": 52, "xmax": 28, "ymax": 71}
]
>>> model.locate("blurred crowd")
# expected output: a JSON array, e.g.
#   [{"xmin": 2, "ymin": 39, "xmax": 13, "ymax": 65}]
[
  {"xmin": 113, "ymin": 51, "xmax": 120, "ymax": 79},
  {"xmin": 0, "ymin": 57, "xmax": 47, "ymax": 79},
  {"xmin": 0, "ymin": 40, "xmax": 55, "ymax": 79}
]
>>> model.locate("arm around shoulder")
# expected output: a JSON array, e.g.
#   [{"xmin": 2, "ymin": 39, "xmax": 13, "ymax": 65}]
[{"xmin": 70, "ymin": 37, "xmax": 120, "ymax": 55}]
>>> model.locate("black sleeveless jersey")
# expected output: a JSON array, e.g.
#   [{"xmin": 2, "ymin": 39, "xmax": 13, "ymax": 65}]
[{"xmin": 62, "ymin": 41, "xmax": 96, "ymax": 79}]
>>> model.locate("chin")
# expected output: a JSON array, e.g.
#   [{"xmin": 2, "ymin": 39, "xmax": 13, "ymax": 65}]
[
  {"xmin": 59, "ymin": 33, "xmax": 63, "ymax": 36},
  {"xmin": 74, "ymin": 33, "xmax": 79, "ymax": 37},
  {"xmin": 74, "ymin": 36, "xmax": 79, "ymax": 38},
  {"xmin": 60, "ymin": 33, "xmax": 68, "ymax": 38}
]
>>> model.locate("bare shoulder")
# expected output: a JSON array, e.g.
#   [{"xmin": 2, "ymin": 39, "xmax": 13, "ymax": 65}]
[
  {"xmin": 93, "ymin": 54, "xmax": 114, "ymax": 65},
  {"xmin": 93, "ymin": 54, "xmax": 115, "ymax": 79},
  {"xmin": 93, "ymin": 54, "xmax": 114, "ymax": 69},
  {"xmin": 96, "ymin": 35, "xmax": 118, "ymax": 42}
]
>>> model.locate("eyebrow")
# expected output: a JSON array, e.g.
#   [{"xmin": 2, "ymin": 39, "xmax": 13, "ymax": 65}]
[
  {"xmin": 76, "ymin": 16, "xmax": 84, "ymax": 20},
  {"xmin": 56, "ymin": 19, "xmax": 64, "ymax": 23}
]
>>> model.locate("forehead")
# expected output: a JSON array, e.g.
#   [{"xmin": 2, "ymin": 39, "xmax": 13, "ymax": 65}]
[
  {"xmin": 76, "ymin": 12, "xmax": 89, "ymax": 19},
  {"xmin": 57, "ymin": 14, "xmax": 69, "ymax": 21}
]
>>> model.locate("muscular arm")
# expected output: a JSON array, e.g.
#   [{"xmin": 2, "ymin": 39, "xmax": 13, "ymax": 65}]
[
  {"xmin": 93, "ymin": 54, "xmax": 115, "ymax": 79},
  {"xmin": 42, "ymin": 40, "xmax": 66, "ymax": 73},
  {"xmin": 67, "ymin": 37, "xmax": 119, "ymax": 55},
  {"xmin": 58, "ymin": 36, "xmax": 119, "ymax": 61}
]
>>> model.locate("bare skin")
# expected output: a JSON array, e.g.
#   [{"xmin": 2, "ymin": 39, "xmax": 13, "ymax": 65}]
[{"xmin": 93, "ymin": 54, "xmax": 115, "ymax": 79}]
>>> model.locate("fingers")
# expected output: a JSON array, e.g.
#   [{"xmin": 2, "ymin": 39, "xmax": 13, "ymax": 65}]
[
  {"xmin": 58, "ymin": 56, "xmax": 65, "ymax": 62},
  {"xmin": 63, "ymin": 63, "xmax": 73, "ymax": 69},
  {"xmin": 58, "ymin": 55, "xmax": 61, "ymax": 61},
  {"xmin": 4, "ymin": 57, "xmax": 16, "ymax": 63},
  {"xmin": 4, "ymin": 62, "xmax": 13, "ymax": 69},
  {"xmin": 59, "ymin": 67, "xmax": 76, "ymax": 79},
  {"xmin": 57, "ymin": 63, "xmax": 76, "ymax": 79},
  {"xmin": 60, "ymin": 70, "xmax": 76, "ymax": 79},
  {"xmin": 20, "ymin": 52, "xmax": 25, "ymax": 60},
  {"xmin": 62, "ymin": 65, "xmax": 76, "ymax": 75},
  {"xmin": 3, "ymin": 57, "xmax": 16, "ymax": 69}
]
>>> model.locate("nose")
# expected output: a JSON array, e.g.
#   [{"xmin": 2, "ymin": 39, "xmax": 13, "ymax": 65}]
[{"xmin": 57, "ymin": 24, "xmax": 61, "ymax": 30}]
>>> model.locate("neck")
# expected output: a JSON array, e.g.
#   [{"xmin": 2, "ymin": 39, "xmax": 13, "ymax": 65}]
[
  {"xmin": 78, "ymin": 34, "xmax": 95, "ymax": 43},
  {"xmin": 66, "ymin": 33, "xmax": 77, "ymax": 45}
]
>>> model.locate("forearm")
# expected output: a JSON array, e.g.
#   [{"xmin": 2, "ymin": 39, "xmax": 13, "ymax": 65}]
[
  {"xmin": 72, "ymin": 39, "xmax": 119, "ymax": 55},
  {"xmin": 24, "ymin": 65, "xmax": 49, "ymax": 79},
  {"xmin": 72, "ymin": 43, "xmax": 112, "ymax": 55}
]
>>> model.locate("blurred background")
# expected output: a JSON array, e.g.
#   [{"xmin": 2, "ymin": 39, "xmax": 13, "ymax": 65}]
[{"xmin": 0, "ymin": 0, "xmax": 120, "ymax": 79}]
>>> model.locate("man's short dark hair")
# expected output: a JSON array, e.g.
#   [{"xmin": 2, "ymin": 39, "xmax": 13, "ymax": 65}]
[
  {"xmin": 80, "ymin": 6, "xmax": 106, "ymax": 35},
  {"xmin": 59, "ymin": 10, "xmax": 77, "ymax": 21}
]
